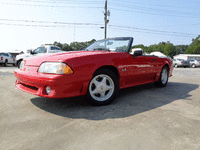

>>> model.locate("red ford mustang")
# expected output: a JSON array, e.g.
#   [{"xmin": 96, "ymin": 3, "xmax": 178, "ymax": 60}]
[{"xmin": 15, "ymin": 37, "xmax": 173, "ymax": 105}]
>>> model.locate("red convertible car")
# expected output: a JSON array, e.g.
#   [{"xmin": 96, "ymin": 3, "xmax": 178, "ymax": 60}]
[{"xmin": 15, "ymin": 37, "xmax": 173, "ymax": 105}]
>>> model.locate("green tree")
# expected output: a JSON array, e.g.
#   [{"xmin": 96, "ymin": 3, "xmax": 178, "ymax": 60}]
[
  {"xmin": 132, "ymin": 44, "xmax": 148, "ymax": 52},
  {"xmin": 53, "ymin": 41, "xmax": 63, "ymax": 49},
  {"xmin": 175, "ymin": 45, "xmax": 188, "ymax": 54},
  {"xmin": 52, "ymin": 39, "xmax": 96, "ymax": 51},
  {"xmin": 185, "ymin": 35, "xmax": 200, "ymax": 54},
  {"xmin": 148, "ymin": 44, "xmax": 157, "ymax": 53},
  {"xmin": 62, "ymin": 43, "xmax": 73, "ymax": 51},
  {"xmin": 163, "ymin": 43, "xmax": 175, "ymax": 57},
  {"xmin": 70, "ymin": 39, "xmax": 96, "ymax": 51}
]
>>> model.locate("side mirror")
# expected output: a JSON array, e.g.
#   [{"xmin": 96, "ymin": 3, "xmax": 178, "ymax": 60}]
[{"xmin": 133, "ymin": 50, "xmax": 143, "ymax": 57}]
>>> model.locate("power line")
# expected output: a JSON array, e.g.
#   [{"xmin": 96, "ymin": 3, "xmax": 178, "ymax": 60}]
[
  {"xmin": 108, "ymin": 0, "xmax": 199, "ymax": 11},
  {"xmin": 0, "ymin": 18, "xmax": 197, "ymax": 37},
  {"xmin": 107, "ymin": 1, "xmax": 199, "ymax": 18},
  {"xmin": 108, "ymin": 27, "xmax": 195, "ymax": 38},
  {"xmin": 0, "ymin": 19, "xmax": 103, "ymax": 26},
  {"xmin": 17, "ymin": 0, "xmax": 104, "ymax": 4},
  {"xmin": 0, "ymin": 18, "xmax": 197, "ymax": 36},
  {"xmin": 0, "ymin": 22, "xmax": 102, "ymax": 28},
  {"xmin": 1, "ymin": 2, "xmax": 104, "ymax": 8},
  {"xmin": 108, "ymin": 25, "xmax": 198, "ymax": 36},
  {"xmin": 109, "ymin": 7, "xmax": 200, "ymax": 19}
]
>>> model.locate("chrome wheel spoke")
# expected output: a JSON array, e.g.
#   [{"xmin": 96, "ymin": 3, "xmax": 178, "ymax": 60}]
[
  {"xmin": 93, "ymin": 80, "xmax": 100, "ymax": 87},
  {"xmin": 91, "ymin": 88, "xmax": 98, "ymax": 95},
  {"xmin": 101, "ymin": 77, "xmax": 107, "ymax": 84},
  {"xmin": 161, "ymin": 69, "xmax": 168, "ymax": 84},
  {"xmin": 100, "ymin": 91, "xmax": 106, "ymax": 98}
]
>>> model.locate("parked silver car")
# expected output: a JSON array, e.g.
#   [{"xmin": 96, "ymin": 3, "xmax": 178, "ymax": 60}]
[
  {"xmin": 189, "ymin": 60, "xmax": 200, "ymax": 68},
  {"xmin": 173, "ymin": 59, "xmax": 190, "ymax": 68}
]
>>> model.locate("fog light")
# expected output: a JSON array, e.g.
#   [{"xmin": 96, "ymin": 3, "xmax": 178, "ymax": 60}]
[{"xmin": 46, "ymin": 86, "xmax": 51, "ymax": 95}]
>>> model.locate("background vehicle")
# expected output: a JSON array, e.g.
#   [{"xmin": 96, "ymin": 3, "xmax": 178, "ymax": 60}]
[
  {"xmin": 173, "ymin": 59, "xmax": 190, "ymax": 68},
  {"xmin": 189, "ymin": 60, "xmax": 200, "ymax": 68},
  {"xmin": 15, "ymin": 45, "xmax": 62, "ymax": 68},
  {"xmin": 0, "ymin": 52, "xmax": 15, "ymax": 66}
]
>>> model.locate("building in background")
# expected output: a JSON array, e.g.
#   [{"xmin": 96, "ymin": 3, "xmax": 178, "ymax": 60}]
[{"xmin": 173, "ymin": 54, "xmax": 200, "ymax": 61}]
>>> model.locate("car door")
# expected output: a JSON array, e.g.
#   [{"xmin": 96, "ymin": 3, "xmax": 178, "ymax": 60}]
[
  {"xmin": 5, "ymin": 53, "xmax": 11, "ymax": 63},
  {"xmin": 123, "ymin": 54, "xmax": 157, "ymax": 86},
  {"xmin": 8, "ymin": 53, "xmax": 14, "ymax": 63}
]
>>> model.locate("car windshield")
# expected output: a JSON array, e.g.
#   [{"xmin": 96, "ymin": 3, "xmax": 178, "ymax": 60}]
[
  {"xmin": 33, "ymin": 46, "xmax": 47, "ymax": 54},
  {"xmin": 85, "ymin": 37, "xmax": 133, "ymax": 52}
]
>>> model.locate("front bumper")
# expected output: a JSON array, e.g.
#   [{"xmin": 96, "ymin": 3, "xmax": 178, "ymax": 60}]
[{"xmin": 15, "ymin": 68, "xmax": 86, "ymax": 98}]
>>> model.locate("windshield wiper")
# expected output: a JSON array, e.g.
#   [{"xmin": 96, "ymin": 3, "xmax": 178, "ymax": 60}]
[{"xmin": 94, "ymin": 48, "xmax": 111, "ymax": 51}]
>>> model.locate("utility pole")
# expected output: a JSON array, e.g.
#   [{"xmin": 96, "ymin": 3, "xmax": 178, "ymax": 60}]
[{"xmin": 104, "ymin": 0, "xmax": 110, "ymax": 39}]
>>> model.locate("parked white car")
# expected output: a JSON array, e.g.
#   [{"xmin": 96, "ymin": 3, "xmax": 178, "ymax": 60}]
[
  {"xmin": 0, "ymin": 52, "xmax": 15, "ymax": 66},
  {"xmin": 15, "ymin": 45, "xmax": 62, "ymax": 68},
  {"xmin": 189, "ymin": 60, "xmax": 200, "ymax": 68}
]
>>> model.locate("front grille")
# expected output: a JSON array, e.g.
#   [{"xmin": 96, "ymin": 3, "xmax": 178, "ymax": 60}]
[{"xmin": 21, "ymin": 83, "xmax": 38, "ymax": 91}]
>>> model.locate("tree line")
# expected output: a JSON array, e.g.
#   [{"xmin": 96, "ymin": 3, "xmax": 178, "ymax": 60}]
[
  {"xmin": 132, "ymin": 35, "xmax": 200, "ymax": 57},
  {"xmin": 52, "ymin": 35, "xmax": 200, "ymax": 58},
  {"xmin": 53, "ymin": 39, "xmax": 96, "ymax": 51}
]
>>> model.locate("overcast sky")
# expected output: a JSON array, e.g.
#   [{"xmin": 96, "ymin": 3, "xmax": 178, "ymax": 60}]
[{"xmin": 0, "ymin": 0, "xmax": 199, "ymax": 52}]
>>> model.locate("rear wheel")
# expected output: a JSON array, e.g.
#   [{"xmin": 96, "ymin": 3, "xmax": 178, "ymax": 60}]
[
  {"xmin": 86, "ymin": 68, "xmax": 119, "ymax": 106},
  {"xmin": 4, "ymin": 60, "xmax": 7, "ymax": 67},
  {"xmin": 191, "ymin": 64, "xmax": 196, "ymax": 68},
  {"xmin": 154, "ymin": 66, "xmax": 169, "ymax": 87}
]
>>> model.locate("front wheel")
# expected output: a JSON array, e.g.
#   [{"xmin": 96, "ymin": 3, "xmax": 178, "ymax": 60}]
[
  {"xmin": 86, "ymin": 68, "xmax": 119, "ymax": 106},
  {"xmin": 154, "ymin": 66, "xmax": 169, "ymax": 87}
]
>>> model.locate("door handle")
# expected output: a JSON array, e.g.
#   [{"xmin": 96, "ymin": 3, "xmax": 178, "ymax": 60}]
[{"xmin": 152, "ymin": 59, "xmax": 156, "ymax": 61}]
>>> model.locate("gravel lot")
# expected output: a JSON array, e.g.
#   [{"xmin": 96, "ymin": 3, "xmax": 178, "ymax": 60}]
[{"xmin": 0, "ymin": 67, "xmax": 200, "ymax": 150}]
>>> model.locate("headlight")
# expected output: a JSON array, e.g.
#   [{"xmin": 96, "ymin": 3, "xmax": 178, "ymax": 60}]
[{"xmin": 38, "ymin": 62, "xmax": 73, "ymax": 74}]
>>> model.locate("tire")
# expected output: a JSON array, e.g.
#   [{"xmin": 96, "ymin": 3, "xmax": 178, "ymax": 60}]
[
  {"xmin": 154, "ymin": 66, "xmax": 169, "ymax": 87},
  {"xmin": 191, "ymin": 64, "xmax": 196, "ymax": 68},
  {"xmin": 4, "ymin": 60, "xmax": 7, "ymax": 67},
  {"xmin": 174, "ymin": 64, "xmax": 178, "ymax": 68},
  {"xmin": 17, "ymin": 60, "xmax": 22, "ymax": 68},
  {"xmin": 86, "ymin": 68, "xmax": 119, "ymax": 106}
]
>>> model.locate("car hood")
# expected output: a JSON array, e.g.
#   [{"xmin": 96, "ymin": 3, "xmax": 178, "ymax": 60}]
[{"xmin": 24, "ymin": 51, "xmax": 112, "ymax": 66}]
